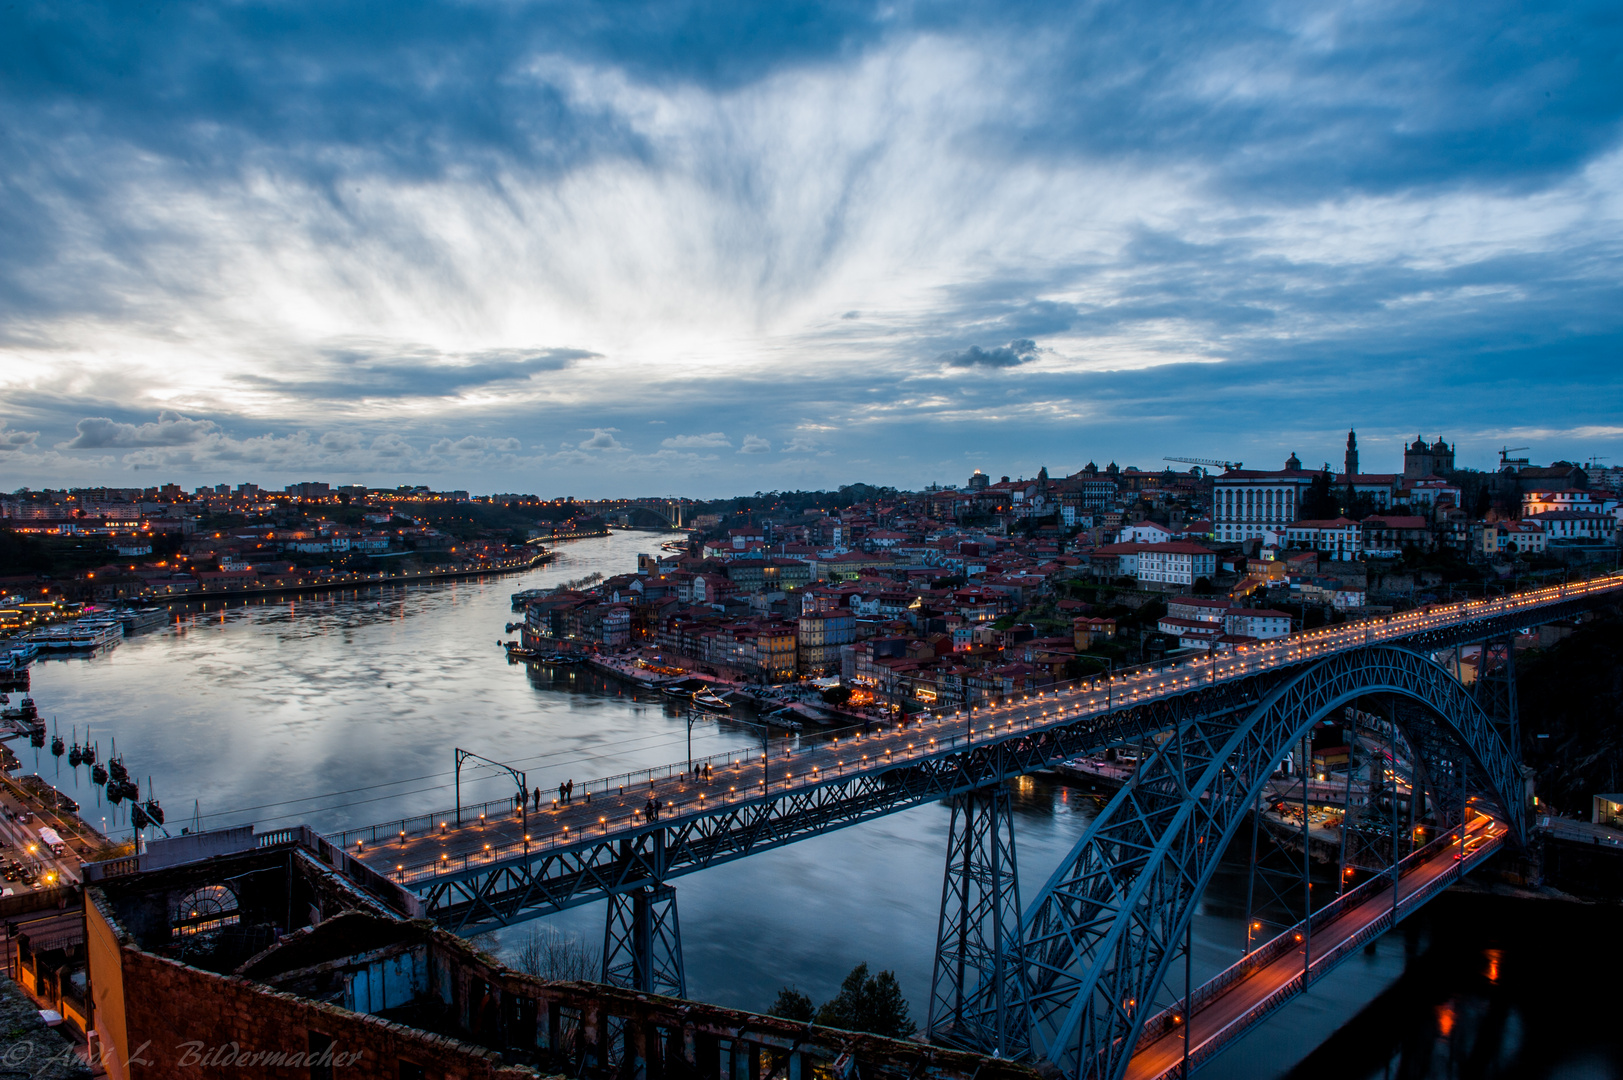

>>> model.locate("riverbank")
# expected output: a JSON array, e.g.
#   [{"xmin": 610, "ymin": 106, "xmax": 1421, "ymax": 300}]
[{"xmin": 126, "ymin": 553, "xmax": 551, "ymax": 603}]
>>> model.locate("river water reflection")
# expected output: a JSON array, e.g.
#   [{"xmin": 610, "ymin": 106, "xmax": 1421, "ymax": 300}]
[{"xmin": 20, "ymin": 532, "xmax": 1590, "ymax": 1078}]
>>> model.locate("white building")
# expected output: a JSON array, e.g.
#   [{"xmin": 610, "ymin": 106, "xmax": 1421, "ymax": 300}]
[
  {"xmin": 1212, "ymin": 456, "xmax": 1318, "ymax": 543},
  {"xmin": 1525, "ymin": 510, "xmax": 1613, "ymax": 543},
  {"xmin": 1279, "ymin": 518, "xmax": 1363, "ymax": 561},
  {"xmin": 1522, "ymin": 490, "xmax": 1617, "ymax": 517},
  {"xmin": 1224, "ymin": 609, "xmax": 1292, "ymax": 639},
  {"xmin": 1483, "ymin": 520, "xmax": 1546, "ymax": 556},
  {"xmin": 1116, "ymin": 521, "xmax": 1176, "ymax": 545},
  {"xmin": 1166, "ymin": 596, "xmax": 1233, "ymax": 623},
  {"xmin": 1335, "ymin": 473, "xmax": 1400, "ymax": 510},
  {"xmin": 1135, "ymin": 543, "xmax": 1218, "ymax": 587}
]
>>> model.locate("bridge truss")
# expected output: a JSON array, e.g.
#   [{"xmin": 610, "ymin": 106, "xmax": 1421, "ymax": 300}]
[
  {"xmin": 1012, "ymin": 645, "xmax": 1523, "ymax": 1080},
  {"xmin": 360, "ymin": 580, "xmax": 1620, "ymax": 1078}
]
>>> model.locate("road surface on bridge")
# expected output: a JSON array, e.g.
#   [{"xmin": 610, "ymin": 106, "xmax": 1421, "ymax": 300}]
[
  {"xmin": 1124, "ymin": 816, "xmax": 1504, "ymax": 1080},
  {"xmin": 341, "ymin": 574, "xmax": 1615, "ymax": 885}
]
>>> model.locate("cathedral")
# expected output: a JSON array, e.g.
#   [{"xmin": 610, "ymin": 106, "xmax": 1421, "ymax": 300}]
[{"xmin": 1403, "ymin": 435, "xmax": 1456, "ymax": 478}]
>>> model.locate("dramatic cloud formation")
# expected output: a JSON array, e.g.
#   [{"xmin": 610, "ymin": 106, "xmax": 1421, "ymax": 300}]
[{"xmin": 0, "ymin": 0, "xmax": 1620, "ymax": 494}]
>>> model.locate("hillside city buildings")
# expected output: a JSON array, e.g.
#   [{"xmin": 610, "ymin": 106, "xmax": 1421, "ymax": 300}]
[
  {"xmin": 4, "ymin": 432, "xmax": 1620, "ymax": 705},
  {"xmin": 496, "ymin": 433, "xmax": 1620, "ymax": 709}
]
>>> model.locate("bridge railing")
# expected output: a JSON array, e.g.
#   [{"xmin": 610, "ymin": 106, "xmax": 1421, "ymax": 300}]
[
  {"xmin": 330, "ymin": 572, "xmax": 1623, "ymax": 879},
  {"xmin": 1135, "ymin": 824, "xmax": 1472, "ymax": 1051},
  {"xmin": 1134, "ymin": 824, "xmax": 1499, "ymax": 1078}
]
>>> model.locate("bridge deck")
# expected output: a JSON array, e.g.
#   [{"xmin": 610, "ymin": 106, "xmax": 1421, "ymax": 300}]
[
  {"xmin": 1126, "ymin": 817, "xmax": 1505, "ymax": 1080},
  {"xmin": 341, "ymin": 575, "xmax": 1616, "ymax": 888}
]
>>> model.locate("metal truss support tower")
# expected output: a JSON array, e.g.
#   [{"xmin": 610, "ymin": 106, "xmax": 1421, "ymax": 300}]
[
  {"xmin": 929, "ymin": 785, "xmax": 1028, "ymax": 1057},
  {"xmin": 602, "ymin": 882, "xmax": 686, "ymax": 998},
  {"xmin": 1473, "ymin": 635, "xmax": 1519, "ymax": 751}
]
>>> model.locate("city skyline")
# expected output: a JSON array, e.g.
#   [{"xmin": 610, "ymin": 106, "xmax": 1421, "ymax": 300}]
[{"xmin": 3, "ymin": 0, "xmax": 1621, "ymax": 497}]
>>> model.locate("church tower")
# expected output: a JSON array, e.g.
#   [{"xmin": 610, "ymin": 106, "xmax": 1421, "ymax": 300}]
[{"xmin": 1345, "ymin": 429, "xmax": 1359, "ymax": 477}]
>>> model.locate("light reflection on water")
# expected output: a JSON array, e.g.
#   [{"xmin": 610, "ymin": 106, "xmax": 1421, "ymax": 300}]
[{"xmin": 21, "ymin": 531, "xmax": 1533, "ymax": 1076}]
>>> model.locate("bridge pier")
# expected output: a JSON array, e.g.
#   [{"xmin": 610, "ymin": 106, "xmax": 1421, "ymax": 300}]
[
  {"xmin": 603, "ymin": 882, "xmax": 687, "ymax": 998},
  {"xmin": 929, "ymin": 785, "xmax": 1027, "ymax": 1057},
  {"xmin": 1473, "ymin": 634, "xmax": 1519, "ymax": 750}
]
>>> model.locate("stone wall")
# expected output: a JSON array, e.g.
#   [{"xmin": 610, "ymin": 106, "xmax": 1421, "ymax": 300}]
[{"xmin": 115, "ymin": 942, "xmax": 533, "ymax": 1080}]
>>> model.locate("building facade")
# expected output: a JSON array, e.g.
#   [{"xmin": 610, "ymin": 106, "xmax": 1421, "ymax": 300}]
[{"xmin": 1212, "ymin": 457, "xmax": 1317, "ymax": 543}]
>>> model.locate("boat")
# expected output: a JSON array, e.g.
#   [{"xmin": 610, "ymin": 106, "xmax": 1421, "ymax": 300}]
[
  {"xmin": 502, "ymin": 642, "xmax": 543, "ymax": 660},
  {"xmin": 511, "ymin": 588, "xmax": 553, "ymax": 611},
  {"xmin": 20, "ymin": 617, "xmax": 124, "ymax": 651},
  {"xmin": 1, "ymin": 697, "xmax": 39, "ymax": 724},
  {"xmin": 663, "ymin": 678, "xmax": 707, "ymax": 700},
  {"xmin": 68, "ymin": 618, "xmax": 124, "ymax": 649},
  {"xmin": 111, "ymin": 607, "xmax": 168, "ymax": 633},
  {"xmin": 693, "ymin": 689, "xmax": 732, "ymax": 712},
  {"xmin": 542, "ymin": 653, "xmax": 583, "ymax": 665}
]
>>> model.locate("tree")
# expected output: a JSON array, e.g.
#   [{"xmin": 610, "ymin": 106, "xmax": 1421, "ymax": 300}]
[
  {"xmin": 500, "ymin": 925, "xmax": 600, "ymax": 981},
  {"xmin": 814, "ymin": 963, "xmax": 917, "ymax": 1038},
  {"xmin": 821, "ymin": 685, "xmax": 853, "ymax": 708},
  {"xmin": 1301, "ymin": 470, "xmax": 1340, "ymax": 520},
  {"xmin": 768, "ymin": 987, "xmax": 816, "ymax": 1022}
]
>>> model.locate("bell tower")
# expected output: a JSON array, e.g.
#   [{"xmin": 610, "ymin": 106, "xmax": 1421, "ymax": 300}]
[{"xmin": 1345, "ymin": 429, "xmax": 1359, "ymax": 476}]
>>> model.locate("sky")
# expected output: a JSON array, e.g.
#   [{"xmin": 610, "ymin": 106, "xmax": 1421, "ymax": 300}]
[{"xmin": 2, "ymin": 0, "xmax": 1621, "ymax": 498}]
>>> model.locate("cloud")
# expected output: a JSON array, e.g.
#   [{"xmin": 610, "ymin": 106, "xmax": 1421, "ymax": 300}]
[
  {"xmin": 739, "ymin": 434, "xmax": 771, "ymax": 454},
  {"xmin": 940, "ymin": 340, "xmax": 1040, "ymax": 369},
  {"xmin": 239, "ymin": 347, "xmax": 596, "ymax": 403},
  {"xmin": 0, "ymin": 424, "xmax": 40, "ymax": 454},
  {"xmin": 61, "ymin": 412, "xmax": 219, "ymax": 449},
  {"xmin": 0, "ymin": 0, "xmax": 1620, "ymax": 494},
  {"xmin": 429, "ymin": 435, "xmax": 523, "ymax": 455},
  {"xmin": 661, "ymin": 432, "xmax": 731, "ymax": 448}
]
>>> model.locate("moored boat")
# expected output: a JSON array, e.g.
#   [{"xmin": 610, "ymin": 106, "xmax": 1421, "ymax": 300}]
[
  {"xmin": 693, "ymin": 689, "xmax": 732, "ymax": 712},
  {"xmin": 663, "ymin": 678, "xmax": 706, "ymax": 699}
]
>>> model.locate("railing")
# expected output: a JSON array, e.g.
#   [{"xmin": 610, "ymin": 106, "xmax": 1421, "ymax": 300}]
[
  {"xmin": 1134, "ymin": 825, "xmax": 1499, "ymax": 1078},
  {"xmin": 330, "ymin": 572, "xmax": 1623, "ymax": 884},
  {"xmin": 255, "ymin": 826, "xmax": 311, "ymax": 848}
]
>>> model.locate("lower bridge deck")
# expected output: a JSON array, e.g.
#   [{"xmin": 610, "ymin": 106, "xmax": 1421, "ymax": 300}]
[{"xmin": 1126, "ymin": 813, "xmax": 1505, "ymax": 1080}]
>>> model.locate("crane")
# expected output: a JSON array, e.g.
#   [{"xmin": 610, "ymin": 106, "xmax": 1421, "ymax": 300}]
[
  {"xmin": 1497, "ymin": 446, "xmax": 1530, "ymax": 469},
  {"xmin": 1164, "ymin": 455, "xmax": 1242, "ymax": 473}
]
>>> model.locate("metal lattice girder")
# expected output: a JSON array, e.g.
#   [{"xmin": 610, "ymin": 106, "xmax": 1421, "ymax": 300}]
[
  {"xmin": 1473, "ymin": 636, "xmax": 1519, "ymax": 750},
  {"xmin": 1019, "ymin": 646, "xmax": 1524, "ymax": 1080},
  {"xmin": 930, "ymin": 785, "xmax": 1027, "ymax": 1057},
  {"xmin": 419, "ymin": 680, "xmax": 1273, "ymax": 932},
  {"xmin": 1394, "ymin": 593, "xmax": 1596, "ymax": 653},
  {"xmin": 603, "ymin": 882, "xmax": 686, "ymax": 998},
  {"xmin": 400, "ymin": 583, "xmax": 1614, "ymax": 933}
]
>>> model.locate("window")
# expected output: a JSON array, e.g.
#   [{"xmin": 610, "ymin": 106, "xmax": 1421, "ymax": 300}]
[
  {"xmin": 308, "ymin": 1031, "xmax": 335, "ymax": 1080},
  {"xmin": 171, "ymin": 884, "xmax": 239, "ymax": 936}
]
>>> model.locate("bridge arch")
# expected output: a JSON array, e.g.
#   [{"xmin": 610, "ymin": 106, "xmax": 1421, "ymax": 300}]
[{"xmin": 1018, "ymin": 645, "xmax": 1522, "ymax": 1080}]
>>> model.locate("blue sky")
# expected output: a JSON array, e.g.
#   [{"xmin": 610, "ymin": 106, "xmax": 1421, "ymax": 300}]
[{"xmin": 2, "ymin": 0, "xmax": 1621, "ymax": 497}]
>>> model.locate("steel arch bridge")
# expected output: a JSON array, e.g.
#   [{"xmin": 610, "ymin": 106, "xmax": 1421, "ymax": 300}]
[
  {"xmin": 1009, "ymin": 645, "xmax": 1522, "ymax": 1080},
  {"xmin": 325, "ymin": 573, "xmax": 1621, "ymax": 1075}
]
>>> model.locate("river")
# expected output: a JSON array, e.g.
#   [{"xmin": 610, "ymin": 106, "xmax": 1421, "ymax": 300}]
[{"xmin": 18, "ymin": 531, "xmax": 1610, "ymax": 1078}]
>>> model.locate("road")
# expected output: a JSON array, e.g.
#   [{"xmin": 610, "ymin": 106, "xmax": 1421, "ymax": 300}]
[
  {"xmin": 344, "ymin": 573, "xmax": 1618, "ymax": 885},
  {"xmin": 0, "ymin": 779, "xmax": 87, "ymax": 891},
  {"xmin": 1124, "ymin": 817, "xmax": 1503, "ymax": 1080}
]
